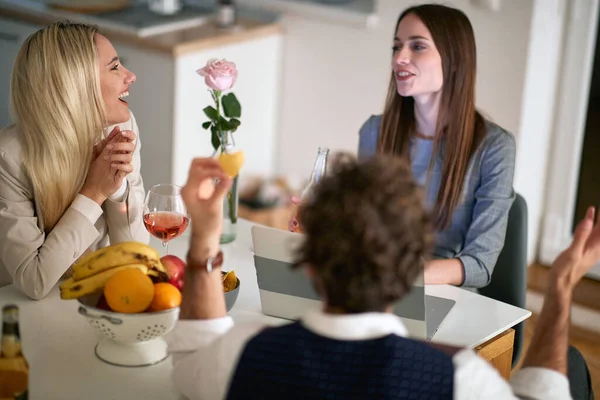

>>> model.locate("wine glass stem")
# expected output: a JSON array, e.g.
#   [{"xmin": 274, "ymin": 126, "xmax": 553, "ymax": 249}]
[{"xmin": 162, "ymin": 241, "xmax": 169, "ymax": 256}]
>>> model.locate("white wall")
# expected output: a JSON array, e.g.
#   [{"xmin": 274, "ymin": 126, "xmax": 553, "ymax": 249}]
[
  {"xmin": 514, "ymin": 0, "xmax": 567, "ymax": 264},
  {"xmin": 273, "ymin": 0, "xmax": 573, "ymax": 263},
  {"xmin": 275, "ymin": 0, "xmax": 534, "ymax": 183},
  {"xmin": 539, "ymin": 0, "xmax": 600, "ymax": 279}
]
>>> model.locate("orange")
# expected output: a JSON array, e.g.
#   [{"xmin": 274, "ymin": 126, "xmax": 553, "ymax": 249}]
[
  {"xmin": 149, "ymin": 283, "xmax": 182, "ymax": 312},
  {"xmin": 218, "ymin": 151, "xmax": 245, "ymax": 178},
  {"xmin": 104, "ymin": 268, "xmax": 154, "ymax": 313}
]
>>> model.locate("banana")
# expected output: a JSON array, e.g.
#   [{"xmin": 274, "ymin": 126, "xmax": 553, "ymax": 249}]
[
  {"xmin": 147, "ymin": 265, "xmax": 169, "ymax": 283},
  {"xmin": 60, "ymin": 264, "xmax": 149, "ymax": 300},
  {"xmin": 72, "ymin": 241, "xmax": 161, "ymax": 281}
]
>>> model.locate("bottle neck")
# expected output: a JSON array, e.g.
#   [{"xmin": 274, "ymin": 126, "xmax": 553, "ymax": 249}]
[
  {"xmin": 219, "ymin": 131, "xmax": 236, "ymax": 153},
  {"xmin": 1, "ymin": 322, "xmax": 22, "ymax": 359},
  {"xmin": 301, "ymin": 148, "xmax": 329, "ymax": 199},
  {"xmin": 308, "ymin": 149, "xmax": 329, "ymax": 184}
]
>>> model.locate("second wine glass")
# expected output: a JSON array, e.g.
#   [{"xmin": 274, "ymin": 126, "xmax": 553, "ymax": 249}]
[{"xmin": 143, "ymin": 184, "xmax": 189, "ymax": 255}]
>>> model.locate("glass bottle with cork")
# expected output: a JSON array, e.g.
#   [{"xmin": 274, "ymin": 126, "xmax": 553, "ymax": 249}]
[
  {"xmin": 289, "ymin": 147, "xmax": 329, "ymax": 233},
  {"xmin": 0, "ymin": 304, "xmax": 28, "ymax": 400}
]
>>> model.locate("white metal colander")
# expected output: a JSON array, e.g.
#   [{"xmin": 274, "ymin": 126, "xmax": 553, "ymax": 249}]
[{"xmin": 77, "ymin": 293, "xmax": 179, "ymax": 367}]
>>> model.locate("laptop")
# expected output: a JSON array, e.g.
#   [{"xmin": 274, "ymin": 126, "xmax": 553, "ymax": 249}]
[{"xmin": 251, "ymin": 225, "xmax": 456, "ymax": 341}]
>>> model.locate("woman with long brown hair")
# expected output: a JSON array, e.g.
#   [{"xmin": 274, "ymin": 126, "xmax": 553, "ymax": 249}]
[
  {"xmin": 359, "ymin": 4, "xmax": 516, "ymax": 288},
  {"xmin": 0, "ymin": 21, "xmax": 148, "ymax": 299}
]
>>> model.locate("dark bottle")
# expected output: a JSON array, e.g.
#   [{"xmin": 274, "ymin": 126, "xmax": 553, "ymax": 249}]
[{"xmin": 0, "ymin": 305, "xmax": 28, "ymax": 400}]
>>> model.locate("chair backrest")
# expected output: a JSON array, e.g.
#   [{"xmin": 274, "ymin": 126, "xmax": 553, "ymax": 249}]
[{"xmin": 478, "ymin": 193, "xmax": 528, "ymax": 367}]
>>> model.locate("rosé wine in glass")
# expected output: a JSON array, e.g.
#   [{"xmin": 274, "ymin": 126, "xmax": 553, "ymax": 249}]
[
  {"xmin": 143, "ymin": 211, "xmax": 189, "ymax": 242},
  {"xmin": 143, "ymin": 184, "xmax": 188, "ymax": 255}
]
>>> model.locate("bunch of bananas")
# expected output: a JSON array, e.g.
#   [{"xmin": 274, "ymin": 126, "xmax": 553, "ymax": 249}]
[{"xmin": 60, "ymin": 241, "xmax": 169, "ymax": 300}]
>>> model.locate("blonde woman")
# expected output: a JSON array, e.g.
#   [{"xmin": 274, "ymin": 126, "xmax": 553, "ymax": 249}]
[{"xmin": 0, "ymin": 21, "xmax": 148, "ymax": 300}]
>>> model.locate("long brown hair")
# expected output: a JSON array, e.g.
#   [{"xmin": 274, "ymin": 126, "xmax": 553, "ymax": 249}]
[{"xmin": 377, "ymin": 4, "xmax": 485, "ymax": 229}]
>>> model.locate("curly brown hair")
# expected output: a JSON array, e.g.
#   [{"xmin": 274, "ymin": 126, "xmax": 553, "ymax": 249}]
[{"xmin": 293, "ymin": 153, "xmax": 433, "ymax": 313}]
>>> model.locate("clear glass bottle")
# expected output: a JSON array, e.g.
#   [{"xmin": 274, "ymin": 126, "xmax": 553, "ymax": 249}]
[
  {"xmin": 0, "ymin": 305, "xmax": 28, "ymax": 400},
  {"xmin": 218, "ymin": 131, "xmax": 240, "ymax": 244},
  {"xmin": 216, "ymin": 0, "xmax": 236, "ymax": 29},
  {"xmin": 290, "ymin": 147, "xmax": 329, "ymax": 233}
]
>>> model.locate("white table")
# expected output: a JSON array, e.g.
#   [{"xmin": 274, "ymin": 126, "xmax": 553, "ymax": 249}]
[{"xmin": 0, "ymin": 219, "xmax": 531, "ymax": 399}]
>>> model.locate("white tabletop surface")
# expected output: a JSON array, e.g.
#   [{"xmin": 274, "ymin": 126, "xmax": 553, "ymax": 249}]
[{"xmin": 0, "ymin": 219, "xmax": 531, "ymax": 400}]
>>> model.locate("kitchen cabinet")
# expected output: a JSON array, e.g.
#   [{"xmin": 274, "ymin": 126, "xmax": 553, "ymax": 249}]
[{"xmin": 0, "ymin": 16, "xmax": 41, "ymax": 127}]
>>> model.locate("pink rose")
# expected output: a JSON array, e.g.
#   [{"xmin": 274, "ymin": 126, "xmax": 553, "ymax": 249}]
[{"xmin": 196, "ymin": 58, "xmax": 238, "ymax": 91}]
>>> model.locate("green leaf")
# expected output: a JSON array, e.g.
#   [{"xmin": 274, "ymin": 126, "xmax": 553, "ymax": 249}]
[
  {"xmin": 222, "ymin": 93, "xmax": 241, "ymax": 118},
  {"xmin": 210, "ymin": 127, "xmax": 221, "ymax": 151},
  {"xmin": 228, "ymin": 118, "xmax": 241, "ymax": 131},
  {"xmin": 202, "ymin": 121, "xmax": 212, "ymax": 130},
  {"xmin": 219, "ymin": 115, "xmax": 229, "ymax": 128},
  {"xmin": 203, "ymin": 106, "xmax": 218, "ymax": 121}
]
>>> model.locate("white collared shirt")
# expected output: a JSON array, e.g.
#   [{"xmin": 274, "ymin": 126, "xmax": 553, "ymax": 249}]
[{"xmin": 166, "ymin": 311, "xmax": 571, "ymax": 400}]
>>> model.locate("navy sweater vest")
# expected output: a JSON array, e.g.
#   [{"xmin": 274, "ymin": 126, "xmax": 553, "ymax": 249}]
[{"xmin": 226, "ymin": 321, "xmax": 454, "ymax": 399}]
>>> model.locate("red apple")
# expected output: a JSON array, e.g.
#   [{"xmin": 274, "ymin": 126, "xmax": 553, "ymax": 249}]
[
  {"xmin": 96, "ymin": 294, "xmax": 111, "ymax": 311},
  {"xmin": 160, "ymin": 255, "xmax": 186, "ymax": 291}
]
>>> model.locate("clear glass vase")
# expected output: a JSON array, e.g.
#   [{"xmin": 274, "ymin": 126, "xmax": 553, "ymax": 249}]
[
  {"xmin": 217, "ymin": 131, "xmax": 239, "ymax": 244},
  {"xmin": 221, "ymin": 174, "xmax": 239, "ymax": 244}
]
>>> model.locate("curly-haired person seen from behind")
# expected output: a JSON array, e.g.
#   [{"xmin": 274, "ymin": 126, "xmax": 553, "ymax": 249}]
[
  {"xmin": 168, "ymin": 154, "xmax": 594, "ymax": 400},
  {"xmin": 293, "ymin": 153, "xmax": 432, "ymax": 314}
]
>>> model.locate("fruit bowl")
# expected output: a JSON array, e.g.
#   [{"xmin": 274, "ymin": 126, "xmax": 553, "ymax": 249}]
[
  {"xmin": 77, "ymin": 292, "xmax": 179, "ymax": 367},
  {"xmin": 223, "ymin": 272, "xmax": 240, "ymax": 312},
  {"xmin": 76, "ymin": 275, "xmax": 240, "ymax": 368}
]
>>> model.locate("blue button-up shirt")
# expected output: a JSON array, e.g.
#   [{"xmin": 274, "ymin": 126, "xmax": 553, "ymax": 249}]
[{"xmin": 358, "ymin": 115, "xmax": 516, "ymax": 288}]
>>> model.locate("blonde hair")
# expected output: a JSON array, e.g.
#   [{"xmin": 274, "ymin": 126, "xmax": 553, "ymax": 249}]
[{"xmin": 10, "ymin": 21, "xmax": 107, "ymax": 232}]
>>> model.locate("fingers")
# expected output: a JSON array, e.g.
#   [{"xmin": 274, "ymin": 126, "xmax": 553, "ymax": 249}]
[
  {"xmin": 119, "ymin": 129, "xmax": 136, "ymax": 142},
  {"xmin": 290, "ymin": 196, "xmax": 301, "ymax": 205},
  {"xmin": 184, "ymin": 166, "xmax": 227, "ymax": 199},
  {"xmin": 106, "ymin": 142, "xmax": 135, "ymax": 154},
  {"xmin": 571, "ymin": 206, "xmax": 595, "ymax": 253},
  {"xmin": 100, "ymin": 127, "xmax": 122, "ymax": 149},
  {"xmin": 104, "ymin": 142, "xmax": 135, "ymax": 167},
  {"xmin": 114, "ymin": 169, "xmax": 129, "ymax": 182},
  {"xmin": 182, "ymin": 158, "xmax": 229, "ymax": 203},
  {"xmin": 112, "ymin": 162, "xmax": 134, "ymax": 174},
  {"xmin": 190, "ymin": 158, "xmax": 222, "ymax": 170},
  {"xmin": 584, "ymin": 207, "xmax": 600, "ymax": 249},
  {"xmin": 93, "ymin": 127, "xmax": 121, "ymax": 159},
  {"xmin": 288, "ymin": 217, "xmax": 299, "ymax": 232},
  {"xmin": 106, "ymin": 126, "xmax": 121, "ymax": 143},
  {"xmin": 213, "ymin": 176, "xmax": 233, "ymax": 199},
  {"xmin": 109, "ymin": 153, "xmax": 133, "ymax": 164}
]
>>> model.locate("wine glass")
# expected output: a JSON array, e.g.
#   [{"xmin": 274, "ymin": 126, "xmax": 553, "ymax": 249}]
[{"xmin": 143, "ymin": 184, "xmax": 189, "ymax": 255}]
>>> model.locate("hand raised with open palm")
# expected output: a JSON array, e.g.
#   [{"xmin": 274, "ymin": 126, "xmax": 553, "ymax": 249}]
[{"xmin": 551, "ymin": 206, "xmax": 600, "ymax": 289}]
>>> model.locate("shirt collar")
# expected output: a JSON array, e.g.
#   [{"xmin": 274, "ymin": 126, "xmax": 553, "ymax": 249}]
[{"xmin": 301, "ymin": 309, "xmax": 408, "ymax": 341}]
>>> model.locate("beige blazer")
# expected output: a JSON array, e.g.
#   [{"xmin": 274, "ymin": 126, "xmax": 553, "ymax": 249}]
[{"xmin": 0, "ymin": 111, "xmax": 149, "ymax": 299}]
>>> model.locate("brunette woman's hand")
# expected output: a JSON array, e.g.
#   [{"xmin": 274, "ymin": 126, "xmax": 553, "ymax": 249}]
[
  {"xmin": 288, "ymin": 196, "xmax": 301, "ymax": 232},
  {"xmin": 80, "ymin": 126, "xmax": 136, "ymax": 205}
]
